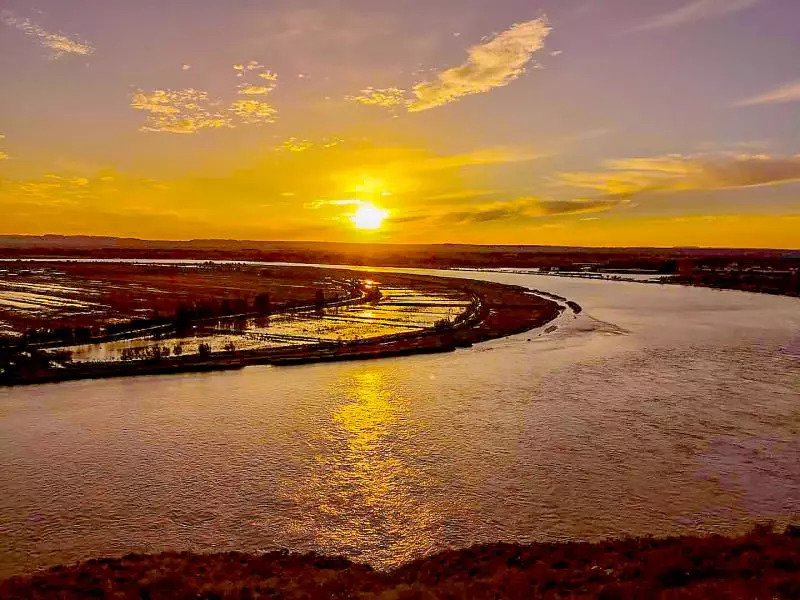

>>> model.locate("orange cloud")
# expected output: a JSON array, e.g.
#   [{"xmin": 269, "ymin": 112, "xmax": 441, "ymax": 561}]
[
  {"xmin": 560, "ymin": 152, "xmax": 800, "ymax": 198},
  {"xmin": 349, "ymin": 18, "xmax": 551, "ymax": 112}
]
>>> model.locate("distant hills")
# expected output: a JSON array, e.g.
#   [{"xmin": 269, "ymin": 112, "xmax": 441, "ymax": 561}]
[{"xmin": 0, "ymin": 234, "xmax": 795, "ymax": 270}]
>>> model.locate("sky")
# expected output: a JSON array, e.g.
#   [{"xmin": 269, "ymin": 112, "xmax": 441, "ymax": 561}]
[{"xmin": 0, "ymin": 0, "xmax": 799, "ymax": 247}]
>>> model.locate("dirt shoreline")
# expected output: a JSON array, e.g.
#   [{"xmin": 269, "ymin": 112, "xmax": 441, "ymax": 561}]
[
  {"xmin": 0, "ymin": 270, "xmax": 565, "ymax": 386},
  {"xmin": 2, "ymin": 526, "xmax": 798, "ymax": 598}
]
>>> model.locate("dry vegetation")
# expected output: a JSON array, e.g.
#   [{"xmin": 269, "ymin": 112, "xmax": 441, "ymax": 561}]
[{"xmin": 1, "ymin": 526, "xmax": 798, "ymax": 599}]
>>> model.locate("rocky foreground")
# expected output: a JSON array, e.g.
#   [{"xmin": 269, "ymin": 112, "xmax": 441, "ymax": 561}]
[{"xmin": 2, "ymin": 526, "xmax": 799, "ymax": 599}]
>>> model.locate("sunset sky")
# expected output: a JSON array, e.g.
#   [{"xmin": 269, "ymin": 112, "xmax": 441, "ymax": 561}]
[{"xmin": 1, "ymin": 0, "xmax": 799, "ymax": 247}]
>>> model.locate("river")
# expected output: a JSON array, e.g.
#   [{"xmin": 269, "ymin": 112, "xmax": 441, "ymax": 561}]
[{"xmin": 1, "ymin": 267, "xmax": 798, "ymax": 577}]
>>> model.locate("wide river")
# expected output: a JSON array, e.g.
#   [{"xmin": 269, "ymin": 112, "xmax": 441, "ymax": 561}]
[{"xmin": 1, "ymin": 267, "xmax": 799, "ymax": 577}]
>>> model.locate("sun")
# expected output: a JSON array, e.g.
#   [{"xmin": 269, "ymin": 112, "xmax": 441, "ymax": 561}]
[{"xmin": 352, "ymin": 203, "xmax": 388, "ymax": 230}]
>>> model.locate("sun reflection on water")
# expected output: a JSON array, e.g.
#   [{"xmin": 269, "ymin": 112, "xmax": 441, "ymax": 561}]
[{"xmin": 279, "ymin": 368, "xmax": 440, "ymax": 568}]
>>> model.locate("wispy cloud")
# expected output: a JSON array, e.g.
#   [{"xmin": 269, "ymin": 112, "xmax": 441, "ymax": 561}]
[
  {"xmin": 736, "ymin": 80, "xmax": 800, "ymax": 107},
  {"xmin": 349, "ymin": 17, "xmax": 551, "ymax": 112},
  {"xmin": 1, "ymin": 10, "xmax": 94, "ymax": 59},
  {"xmin": 635, "ymin": 0, "xmax": 760, "ymax": 31},
  {"xmin": 0, "ymin": 134, "xmax": 7, "ymax": 160},
  {"xmin": 441, "ymin": 197, "xmax": 618, "ymax": 224},
  {"xmin": 347, "ymin": 87, "xmax": 408, "ymax": 110},
  {"xmin": 560, "ymin": 152, "xmax": 800, "ymax": 198},
  {"xmin": 277, "ymin": 137, "xmax": 342, "ymax": 152},
  {"xmin": 394, "ymin": 147, "xmax": 545, "ymax": 172},
  {"xmin": 280, "ymin": 138, "xmax": 314, "ymax": 153},
  {"xmin": 237, "ymin": 85, "xmax": 276, "ymax": 95},
  {"xmin": 306, "ymin": 198, "xmax": 366, "ymax": 210}
]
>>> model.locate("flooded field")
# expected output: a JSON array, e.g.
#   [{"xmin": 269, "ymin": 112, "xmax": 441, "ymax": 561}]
[
  {"xmin": 0, "ymin": 262, "xmax": 351, "ymax": 336},
  {"xmin": 0, "ymin": 267, "xmax": 107, "ymax": 325},
  {"xmin": 64, "ymin": 285, "xmax": 474, "ymax": 363},
  {"xmin": 0, "ymin": 260, "xmax": 557, "ymax": 386}
]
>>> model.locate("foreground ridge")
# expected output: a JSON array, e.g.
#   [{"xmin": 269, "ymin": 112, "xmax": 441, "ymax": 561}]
[{"xmin": 2, "ymin": 526, "xmax": 799, "ymax": 599}]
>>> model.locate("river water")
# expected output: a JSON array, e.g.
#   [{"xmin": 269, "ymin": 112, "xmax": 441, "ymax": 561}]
[{"xmin": 1, "ymin": 268, "xmax": 799, "ymax": 577}]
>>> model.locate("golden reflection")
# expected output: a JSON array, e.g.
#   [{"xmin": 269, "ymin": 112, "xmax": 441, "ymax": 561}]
[
  {"xmin": 335, "ymin": 371, "xmax": 401, "ymax": 453},
  {"xmin": 280, "ymin": 368, "xmax": 440, "ymax": 568}
]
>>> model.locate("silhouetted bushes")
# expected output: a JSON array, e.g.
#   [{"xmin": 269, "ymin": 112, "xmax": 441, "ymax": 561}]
[{"xmin": 2, "ymin": 525, "xmax": 799, "ymax": 599}]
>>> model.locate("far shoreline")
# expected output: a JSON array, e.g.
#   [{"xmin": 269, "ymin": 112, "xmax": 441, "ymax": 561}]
[{"xmin": 2, "ymin": 252, "xmax": 797, "ymax": 298}]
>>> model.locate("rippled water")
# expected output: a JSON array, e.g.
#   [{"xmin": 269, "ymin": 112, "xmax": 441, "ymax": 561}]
[{"xmin": 1, "ymin": 269, "xmax": 799, "ymax": 577}]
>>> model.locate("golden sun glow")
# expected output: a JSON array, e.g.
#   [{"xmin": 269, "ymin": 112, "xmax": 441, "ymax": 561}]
[
  {"xmin": 352, "ymin": 203, "xmax": 388, "ymax": 230},
  {"xmin": 353, "ymin": 176, "xmax": 387, "ymax": 196}
]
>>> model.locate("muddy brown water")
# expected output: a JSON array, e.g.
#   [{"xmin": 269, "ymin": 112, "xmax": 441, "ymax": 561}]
[{"xmin": 1, "ymin": 266, "xmax": 799, "ymax": 576}]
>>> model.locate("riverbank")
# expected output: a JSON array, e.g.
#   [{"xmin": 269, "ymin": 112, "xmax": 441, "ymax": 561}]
[{"xmin": 2, "ymin": 526, "xmax": 797, "ymax": 598}]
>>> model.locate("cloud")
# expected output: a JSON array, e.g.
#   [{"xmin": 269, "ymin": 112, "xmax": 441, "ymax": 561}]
[
  {"xmin": 1, "ymin": 10, "xmax": 94, "ymax": 58},
  {"xmin": 348, "ymin": 17, "xmax": 551, "ymax": 112},
  {"xmin": 1, "ymin": 172, "xmax": 131, "ymax": 206},
  {"xmin": 132, "ymin": 70, "xmax": 278, "ymax": 132},
  {"xmin": 530, "ymin": 199, "xmax": 621, "ymax": 216},
  {"xmin": 0, "ymin": 133, "xmax": 7, "ymax": 160},
  {"xmin": 444, "ymin": 200, "xmax": 533, "ymax": 224},
  {"xmin": 347, "ymin": 87, "xmax": 408, "ymax": 109},
  {"xmin": 0, "ymin": 142, "xmax": 603, "ymax": 241},
  {"xmin": 559, "ymin": 152, "xmax": 800, "ymax": 198},
  {"xmin": 228, "ymin": 99, "xmax": 278, "ymax": 124},
  {"xmin": 280, "ymin": 138, "xmax": 313, "ymax": 153},
  {"xmin": 385, "ymin": 214, "xmax": 428, "ymax": 225},
  {"xmin": 131, "ymin": 89, "xmax": 232, "ymax": 133},
  {"xmin": 736, "ymin": 81, "xmax": 800, "ymax": 107},
  {"xmin": 387, "ymin": 148, "xmax": 544, "ymax": 174},
  {"xmin": 441, "ymin": 197, "xmax": 618, "ymax": 224},
  {"xmin": 420, "ymin": 189, "xmax": 499, "ymax": 203},
  {"xmin": 409, "ymin": 18, "xmax": 551, "ymax": 111},
  {"xmin": 635, "ymin": 0, "xmax": 759, "ymax": 31},
  {"xmin": 277, "ymin": 137, "xmax": 342, "ymax": 153},
  {"xmin": 237, "ymin": 71, "xmax": 278, "ymax": 96},
  {"xmin": 237, "ymin": 85, "xmax": 277, "ymax": 95},
  {"xmin": 306, "ymin": 198, "xmax": 365, "ymax": 209},
  {"xmin": 233, "ymin": 60, "xmax": 266, "ymax": 76}
]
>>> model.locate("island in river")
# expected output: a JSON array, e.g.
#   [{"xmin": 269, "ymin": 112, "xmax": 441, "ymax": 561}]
[{"xmin": 0, "ymin": 261, "xmax": 564, "ymax": 386}]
